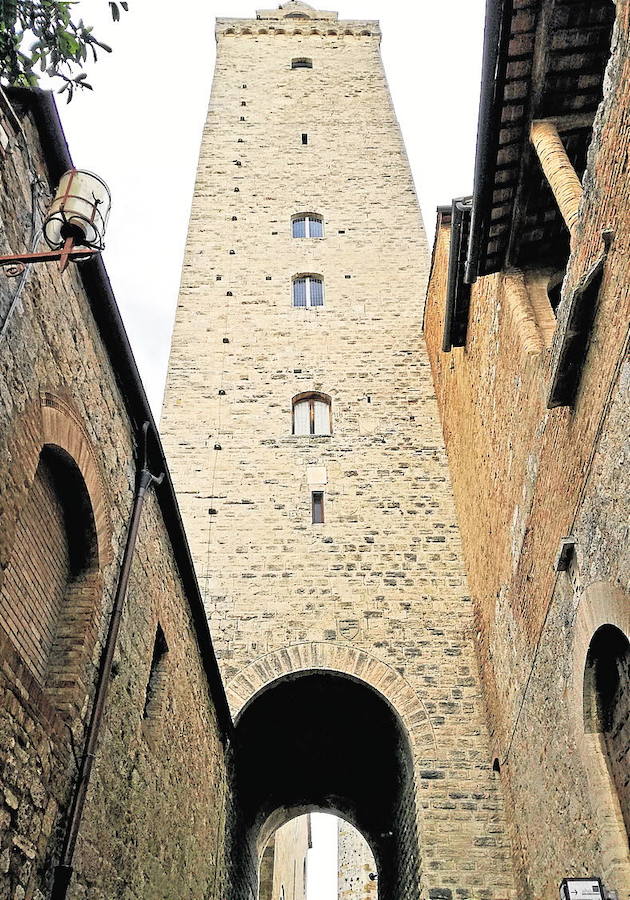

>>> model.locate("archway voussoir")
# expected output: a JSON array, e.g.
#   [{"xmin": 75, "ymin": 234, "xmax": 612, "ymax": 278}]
[{"xmin": 228, "ymin": 642, "xmax": 432, "ymax": 756}]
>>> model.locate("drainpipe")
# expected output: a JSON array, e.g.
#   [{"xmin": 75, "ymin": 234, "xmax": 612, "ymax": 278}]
[
  {"xmin": 51, "ymin": 422, "xmax": 164, "ymax": 900},
  {"xmin": 465, "ymin": 0, "xmax": 513, "ymax": 284}
]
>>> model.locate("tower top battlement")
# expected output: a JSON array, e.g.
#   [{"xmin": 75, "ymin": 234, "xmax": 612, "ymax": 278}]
[
  {"xmin": 256, "ymin": 1, "xmax": 338, "ymax": 21},
  {"xmin": 216, "ymin": 1, "xmax": 379, "ymax": 37}
]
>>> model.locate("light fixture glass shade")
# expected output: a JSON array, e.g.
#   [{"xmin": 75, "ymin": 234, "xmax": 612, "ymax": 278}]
[{"xmin": 43, "ymin": 169, "xmax": 111, "ymax": 251}]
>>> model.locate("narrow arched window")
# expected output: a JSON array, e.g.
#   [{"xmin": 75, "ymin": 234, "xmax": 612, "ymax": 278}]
[
  {"xmin": 292, "ymin": 274, "xmax": 324, "ymax": 308},
  {"xmin": 292, "ymin": 214, "xmax": 323, "ymax": 238},
  {"xmin": 0, "ymin": 446, "xmax": 96, "ymax": 690},
  {"xmin": 584, "ymin": 624, "xmax": 630, "ymax": 841},
  {"xmin": 291, "ymin": 57, "xmax": 313, "ymax": 69},
  {"xmin": 292, "ymin": 392, "xmax": 332, "ymax": 435}
]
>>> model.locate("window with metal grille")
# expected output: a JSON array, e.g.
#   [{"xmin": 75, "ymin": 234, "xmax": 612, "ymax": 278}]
[
  {"xmin": 292, "ymin": 214, "xmax": 323, "ymax": 238},
  {"xmin": 292, "ymin": 274, "xmax": 324, "ymax": 308},
  {"xmin": 292, "ymin": 392, "xmax": 332, "ymax": 436}
]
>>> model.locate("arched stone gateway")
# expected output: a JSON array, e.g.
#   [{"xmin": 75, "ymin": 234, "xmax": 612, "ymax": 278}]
[
  {"xmin": 230, "ymin": 669, "xmax": 421, "ymax": 900},
  {"xmin": 226, "ymin": 642, "xmax": 436, "ymax": 756}
]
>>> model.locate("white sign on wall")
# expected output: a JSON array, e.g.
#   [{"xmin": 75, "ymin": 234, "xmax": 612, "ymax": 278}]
[{"xmin": 560, "ymin": 878, "xmax": 604, "ymax": 900}]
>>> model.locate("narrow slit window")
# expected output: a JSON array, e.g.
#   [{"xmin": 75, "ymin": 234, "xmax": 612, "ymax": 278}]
[
  {"xmin": 312, "ymin": 491, "xmax": 324, "ymax": 524},
  {"xmin": 292, "ymin": 275, "xmax": 324, "ymax": 308},
  {"xmin": 548, "ymin": 261, "xmax": 604, "ymax": 408},
  {"xmin": 301, "ymin": 133, "xmax": 308, "ymax": 145},
  {"xmin": 143, "ymin": 625, "xmax": 169, "ymax": 720},
  {"xmin": 292, "ymin": 214, "xmax": 323, "ymax": 238}
]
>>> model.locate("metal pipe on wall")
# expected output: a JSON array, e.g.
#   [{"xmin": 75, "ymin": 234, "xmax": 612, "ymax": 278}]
[{"xmin": 51, "ymin": 422, "xmax": 163, "ymax": 900}]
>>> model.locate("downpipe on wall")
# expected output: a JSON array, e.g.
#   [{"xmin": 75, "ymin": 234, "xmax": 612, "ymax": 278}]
[{"xmin": 50, "ymin": 422, "xmax": 164, "ymax": 900}]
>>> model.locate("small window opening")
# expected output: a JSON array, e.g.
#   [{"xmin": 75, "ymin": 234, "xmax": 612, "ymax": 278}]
[
  {"xmin": 312, "ymin": 491, "xmax": 324, "ymax": 524},
  {"xmin": 143, "ymin": 625, "xmax": 169, "ymax": 720},
  {"xmin": 492, "ymin": 757, "xmax": 501, "ymax": 773},
  {"xmin": 240, "ymin": 116, "xmax": 246, "ymax": 122},
  {"xmin": 548, "ymin": 261, "xmax": 605, "ymax": 408},
  {"xmin": 301, "ymin": 133, "xmax": 308, "ymax": 145},
  {"xmin": 241, "ymin": 101, "xmax": 247, "ymax": 106},
  {"xmin": 292, "ymin": 58, "xmax": 313, "ymax": 69},
  {"xmin": 547, "ymin": 268, "xmax": 566, "ymax": 315}
]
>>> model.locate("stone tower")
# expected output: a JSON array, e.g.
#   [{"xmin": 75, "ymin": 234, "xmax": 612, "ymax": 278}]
[{"xmin": 161, "ymin": 3, "xmax": 515, "ymax": 897}]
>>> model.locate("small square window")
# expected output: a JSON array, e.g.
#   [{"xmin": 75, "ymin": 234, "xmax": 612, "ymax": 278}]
[{"xmin": 312, "ymin": 491, "xmax": 324, "ymax": 524}]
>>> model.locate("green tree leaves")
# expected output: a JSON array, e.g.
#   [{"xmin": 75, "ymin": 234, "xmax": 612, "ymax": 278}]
[{"xmin": 0, "ymin": 1, "xmax": 128, "ymax": 100}]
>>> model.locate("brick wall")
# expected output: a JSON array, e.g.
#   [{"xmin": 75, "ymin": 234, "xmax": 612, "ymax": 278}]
[
  {"xmin": 0, "ymin": 453, "xmax": 70, "ymax": 682},
  {"xmin": 0, "ymin": 93, "xmax": 233, "ymax": 900},
  {"xmin": 423, "ymin": 8, "xmax": 630, "ymax": 898}
]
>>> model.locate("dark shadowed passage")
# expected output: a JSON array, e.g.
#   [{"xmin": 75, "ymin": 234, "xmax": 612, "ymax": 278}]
[{"xmin": 229, "ymin": 671, "xmax": 420, "ymax": 900}]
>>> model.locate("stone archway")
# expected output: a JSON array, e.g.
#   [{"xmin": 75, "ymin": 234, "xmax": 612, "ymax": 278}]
[
  {"xmin": 230, "ymin": 666, "xmax": 422, "ymax": 900},
  {"xmin": 226, "ymin": 641, "xmax": 436, "ymax": 757},
  {"xmin": 570, "ymin": 581, "xmax": 630, "ymax": 894}
]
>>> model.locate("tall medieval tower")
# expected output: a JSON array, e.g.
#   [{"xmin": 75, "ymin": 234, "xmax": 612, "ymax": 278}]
[{"xmin": 161, "ymin": 2, "xmax": 515, "ymax": 897}]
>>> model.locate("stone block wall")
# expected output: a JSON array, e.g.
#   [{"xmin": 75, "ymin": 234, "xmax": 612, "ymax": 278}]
[
  {"xmin": 423, "ymin": 9, "xmax": 630, "ymax": 898},
  {"xmin": 161, "ymin": 6, "xmax": 516, "ymax": 898},
  {"xmin": 0, "ymin": 91, "xmax": 232, "ymax": 900},
  {"xmin": 338, "ymin": 819, "xmax": 377, "ymax": 900},
  {"xmin": 270, "ymin": 815, "xmax": 310, "ymax": 900}
]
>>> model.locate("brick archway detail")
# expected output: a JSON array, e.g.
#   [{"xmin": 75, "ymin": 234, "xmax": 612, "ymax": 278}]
[
  {"xmin": 39, "ymin": 392, "xmax": 112, "ymax": 566},
  {"xmin": 570, "ymin": 580, "xmax": 630, "ymax": 890},
  {"xmin": 571, "ymin": 580, "xmax": 630, "ymax": 710},
  {"xmin": 226, "ymin": 641, "xmax": 434, "ymax": 754}
]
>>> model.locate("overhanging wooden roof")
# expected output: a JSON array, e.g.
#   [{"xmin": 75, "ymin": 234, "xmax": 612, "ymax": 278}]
[{"xmin": 466, "ymin": 0, "xmax": 615, "ymax": 281}]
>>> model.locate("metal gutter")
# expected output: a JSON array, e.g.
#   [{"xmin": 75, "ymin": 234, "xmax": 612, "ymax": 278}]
[
  {"xmin": 464, "ymin": 0, "xmax": 514, "ymax": 284},
  {"xmin": 443, "ymin": 197, "xmax": 472, "ymax": 352},
  {"xmin": 5, "ymin": 87, "xmax": 234, "ymax": 741}
]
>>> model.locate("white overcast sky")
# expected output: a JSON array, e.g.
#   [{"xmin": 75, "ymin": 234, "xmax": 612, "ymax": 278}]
[
  {"xmin": 55, "ymin": 0, "xmax": 485, "ymax": 418},
  {"xmin": 53, "ymin": 2, "xmax": 486, "ymax": 895}
]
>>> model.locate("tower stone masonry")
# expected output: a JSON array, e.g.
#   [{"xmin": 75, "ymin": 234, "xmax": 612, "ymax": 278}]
[{"xmin": 161, "ymin": 2, "xmax": 515, "ymax": 897}]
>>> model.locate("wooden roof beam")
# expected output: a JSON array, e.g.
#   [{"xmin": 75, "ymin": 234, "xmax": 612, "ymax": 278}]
[{"xmin": 530, "ymin": 119, "xmax": 584, "ymax": 235}]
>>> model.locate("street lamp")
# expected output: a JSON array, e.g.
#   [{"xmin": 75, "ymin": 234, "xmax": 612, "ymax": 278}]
[{"xmin": 0, "ymin": 168, "xmax": 111, "ymax": 275}]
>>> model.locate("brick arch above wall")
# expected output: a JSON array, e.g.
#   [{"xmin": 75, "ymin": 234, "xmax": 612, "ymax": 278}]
[
  {"xmin": 571, "ymin": 580, "xmax": 630, "ymax": 714},
  {"xmin": 39, "ymin": 391, "xmax": 112, "ymax": 566},
  {"xmin": 569, "ymin": 580, "xmax": 630, "ymax": 892},
  {"xmin": 226, "ymin": 641, "xmax": 435, "ymax": 756}
]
